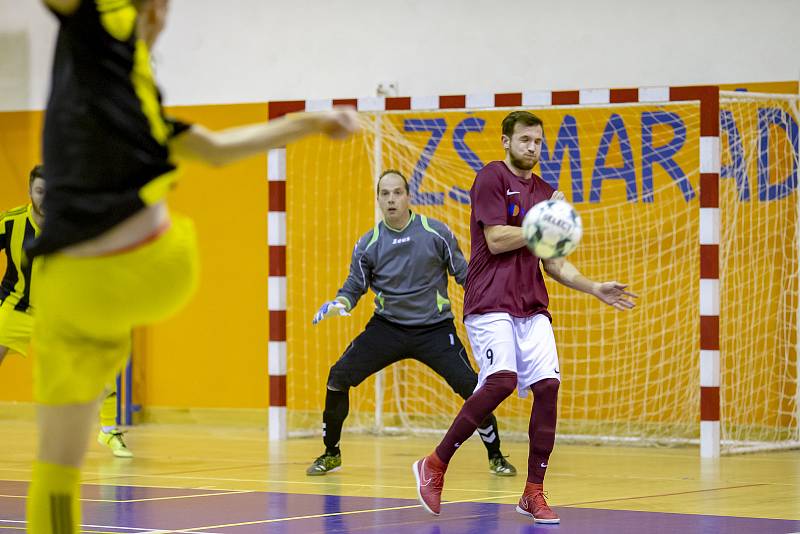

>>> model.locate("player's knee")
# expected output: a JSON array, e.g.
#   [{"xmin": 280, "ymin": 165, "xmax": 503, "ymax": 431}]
[
  {"xmin": 323, "ymin": 386, "xmax": 349, "ymax": 420},
  {"xmin": 532, "ymin": 378, "xmax": 560, "ymax": 404},
  {"xmin": 484, "ymin": 371, "xmax": 517, "ymax": 397},
  {"xmin": 326, "ymin": 366, "xmax": 352, "ymax": 392}
]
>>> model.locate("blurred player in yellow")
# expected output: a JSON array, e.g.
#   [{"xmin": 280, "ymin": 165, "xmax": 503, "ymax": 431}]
[
  {"xmin": 0, "ymin": 166, "xmax": 134, "ymax": 459},
  {"xmin": 28, "ymin": 0, "xmax": 359, "ymax": 532},
  {"xmin": 0, "ymin": 166, "xmax": 44, "ymax": 368}
]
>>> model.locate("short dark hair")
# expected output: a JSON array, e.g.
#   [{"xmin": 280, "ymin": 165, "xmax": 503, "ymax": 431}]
[
  {"xmin": 502, "ymin": 111, "xmax": 543, "ymax": 138},
  {"xmin": 29, "ymin": 165, "xmax": 44, "ymax": 187},
  {"xmin": 376, "ymin": 169, "xmax": 409, "ymax": 195}
]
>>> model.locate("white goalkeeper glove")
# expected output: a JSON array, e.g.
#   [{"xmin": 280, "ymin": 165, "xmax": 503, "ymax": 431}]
[{"xmin": 312, "ymin": 299, "xmax": 350, "ymax": 325}]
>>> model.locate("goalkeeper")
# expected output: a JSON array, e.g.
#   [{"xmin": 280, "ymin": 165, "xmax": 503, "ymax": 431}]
[{"xmin": 307, "ymin": 169, "xmax": 516, "ymax": 477}]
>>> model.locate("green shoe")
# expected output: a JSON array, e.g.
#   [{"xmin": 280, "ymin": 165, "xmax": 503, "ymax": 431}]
[
  {"xmin": 98, "ymin": 429, "xmax": 133, "ymax": 458},
  {"xmin": 489, "ymin": 455, "xmax": 517, "ymax": 476},
  {"xmin": 306, "ymin": 452, "xmax": 342, "ymax": 476}
]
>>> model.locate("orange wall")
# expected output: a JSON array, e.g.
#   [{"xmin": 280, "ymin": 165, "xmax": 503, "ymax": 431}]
[
  {"xmin": 139, "ymin": 103, "xmax": 270, "ymax": 409},
  {"xmin": 0, "ymin": 111, "xmax": 43, "ymax": 402}
]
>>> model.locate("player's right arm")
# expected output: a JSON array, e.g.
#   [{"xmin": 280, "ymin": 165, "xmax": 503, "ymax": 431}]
[
  {"xmin": 312, "ymin": 233, "xmax": 373, "ymax": 325},
  {"xmin": 483, "ymin": 226, "xmax": 525, "ymax": 255},
  {"xmin": 471, "ymin": 166, "xmax": 522, "ymax": 255},
  {"xmin": 336, "ymin": 234, "xmax": 374, "ymax": 312},
  {"xmin": 170, "ymin": 108, "xmax": 360, "ymax": 167},
  {"xmin": 484, "ymin": 190, "xmax": 565, "ymax": 255},
  {"xmin": 471, "ymin": 166, "xmax": 526, "ymax": 255}
]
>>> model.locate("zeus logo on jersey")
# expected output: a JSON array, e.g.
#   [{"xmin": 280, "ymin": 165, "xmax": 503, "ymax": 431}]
[{"xmin": 392, "ymin": 237, "xmax": 411, "ymax": 245}]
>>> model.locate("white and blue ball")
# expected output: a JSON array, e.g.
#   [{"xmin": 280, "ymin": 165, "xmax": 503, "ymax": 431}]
[{"xmin": 521, "ymin": 199, "xmax": 582, "ymax": 259}]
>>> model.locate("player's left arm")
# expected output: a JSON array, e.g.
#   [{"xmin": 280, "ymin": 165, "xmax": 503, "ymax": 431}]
[
  {"xmin": 436, "ymin": 221, "xmax": 468, "ymax": 286},
  {"xmin": 169, "ymin": 108, "xmax": 359, "ymax": 166},
  {"xmin": 542, "ymin": 257, "xmax": 638, "ymax": 311}
]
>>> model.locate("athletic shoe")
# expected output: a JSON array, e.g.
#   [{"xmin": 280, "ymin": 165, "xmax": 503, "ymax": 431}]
[
  {"xmin": 488, "ymin": 455, "xmax": 517, "ymax": 476},
  {"xmin": 515, "ymin": 482, "xmax": 560, "ymax": 523},
  {"xmin": 97, "ymin": 429, "xmax": 133, "ymax": 458},
  {"xmin": 306, "ymin": 451, "xmax": 342, "ymax": 476},
  {"xmin": 412, "ymin": 454, "xmax": 446, "ymax": 515}
]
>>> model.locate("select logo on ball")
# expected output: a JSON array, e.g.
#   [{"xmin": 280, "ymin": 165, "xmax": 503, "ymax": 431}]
[{"xmin": 522, "ymin": 199, "xmax": 583, "ymax": 259}]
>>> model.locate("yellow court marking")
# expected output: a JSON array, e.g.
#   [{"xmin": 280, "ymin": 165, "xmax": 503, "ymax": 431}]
[
  {"xmin": 562, "ymin": 483, "xmax": 770, "ymax": 507},
  {"xmin": 177, "ymin": 493, "xmax": 521, "ymax": 532},
  {"xmin": 83, "ymin": 489, "xmax": 254, "ymax": 503},
  {"xmin": 78, "ymin": 471, "xmax": 519, "ymax": 495}
]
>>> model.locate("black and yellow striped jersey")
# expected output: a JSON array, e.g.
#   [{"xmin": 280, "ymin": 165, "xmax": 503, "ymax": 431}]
[
  {"xmin": 0, "ymin": 204, "xmax": 40, "ymax": 313},
  {"xmin": 28, "ymin": 0, "xmax": 191, "ymax": 258}
]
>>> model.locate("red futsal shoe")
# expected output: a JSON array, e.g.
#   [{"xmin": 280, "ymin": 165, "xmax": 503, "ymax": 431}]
[
  {"xmin": 412, "ymin": 453, "xmax": 446, "ymax": 515},
  {"xmin": 516, "ymin": 482, "xmax": 560, "ymax": 524}
]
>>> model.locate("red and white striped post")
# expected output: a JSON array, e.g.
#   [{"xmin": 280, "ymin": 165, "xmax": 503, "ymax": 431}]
[
  {"xmin": 267, "ymin": 101, "xmax": 307, "ymax": 440},
  {"xmin": 267, "ymin": 145, "xmax": 287, "ymax": 441},
  {"xmin": 693, "ymin": 89, "xmax": 721, "ymax": 458},
  {"xmin": 266, "ymin": 101, "xmax": 310, "ymax": 440},
  {"xmin": 667, "ymin": 86, "xmax": 721, "ymax": 457}
]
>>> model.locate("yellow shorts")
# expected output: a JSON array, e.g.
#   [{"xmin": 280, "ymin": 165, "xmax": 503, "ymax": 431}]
[
  {"xmin": 0, "ymin": 303, "xmax": 33, "ymax": 357},
  {"xmin": 32, "ymin": 215, "xmax": 199, "ymax": 405}
]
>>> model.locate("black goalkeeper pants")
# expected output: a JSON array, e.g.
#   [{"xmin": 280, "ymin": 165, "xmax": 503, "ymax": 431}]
[
  {"xmin": 327, "ymin": 314, "xmax": 478, "ymax": 398},
  {"xmin": 324, "ymin": 315, "xmax": 504, "ymax": 458}
]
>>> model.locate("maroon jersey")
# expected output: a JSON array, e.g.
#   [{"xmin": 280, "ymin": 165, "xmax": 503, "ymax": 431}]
[{"xmin": 463, "ymin": 161, "xmax": 555, "ymax": 319}]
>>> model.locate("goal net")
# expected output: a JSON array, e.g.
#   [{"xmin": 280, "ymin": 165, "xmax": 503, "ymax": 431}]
[
  {"xmin": 283, "ymin": 91, "xmax": 798, "ymax": 454},
  {"xmin": 717, "ymin": 91, "xmax": 799, "ymax": 453}
]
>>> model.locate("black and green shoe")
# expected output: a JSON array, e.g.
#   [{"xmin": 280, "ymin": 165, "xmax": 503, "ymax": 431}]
[
  {"xmin": 306, "ymin": 452, "xmax": 342, "ymax": 476},
  {"xmin": 489, "ymin": 455, "xmax": 517, "ymax": 476}
]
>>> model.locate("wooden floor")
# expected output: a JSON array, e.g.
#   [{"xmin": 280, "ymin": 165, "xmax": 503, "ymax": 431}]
[{"xmin": 0, "ymin": 419, "xmax": 798, "ymax": 532}]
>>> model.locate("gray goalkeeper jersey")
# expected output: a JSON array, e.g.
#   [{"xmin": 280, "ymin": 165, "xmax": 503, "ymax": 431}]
[{"xmin": 336, "ymin": 212, "xmax": 467, "ymax": 326}]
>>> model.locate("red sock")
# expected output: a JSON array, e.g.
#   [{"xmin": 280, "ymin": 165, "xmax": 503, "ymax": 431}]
[
  {"xmin": 528, "ymin": 378, "xmax": 559, "ymax": 484},
  {"xmin": 435, "ymin": 371, "xmax": 517, "ymax": 464}
]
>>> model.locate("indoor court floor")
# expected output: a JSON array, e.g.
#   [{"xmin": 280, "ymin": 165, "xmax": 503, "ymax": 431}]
[{"xmin": 0, "ymin": 420, "xmax": 798, "ymax": 533}]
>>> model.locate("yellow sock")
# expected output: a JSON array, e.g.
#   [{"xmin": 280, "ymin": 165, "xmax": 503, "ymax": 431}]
[
  {"xmin": 100, "ymin": 390, "xmax": 117, "ymax": 430},
  {"xmin": 26, "ymin": 461, "xmax": 81, "ymax": 534}
]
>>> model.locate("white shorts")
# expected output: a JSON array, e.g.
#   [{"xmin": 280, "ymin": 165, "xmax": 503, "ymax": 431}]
[{"xmin": 465, "ymin": 312, "xmax": 560, "ymax": 398}]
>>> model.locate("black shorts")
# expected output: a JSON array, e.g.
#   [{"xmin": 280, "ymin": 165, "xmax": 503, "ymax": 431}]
[{"xmin": 327, "ymin": 314, "xmax": 478, "ymax": 399}]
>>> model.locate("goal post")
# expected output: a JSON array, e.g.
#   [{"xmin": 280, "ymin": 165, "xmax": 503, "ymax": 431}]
[{"xmin": 267, "ymin": 86, "xmax": 799, "ymax": 456}]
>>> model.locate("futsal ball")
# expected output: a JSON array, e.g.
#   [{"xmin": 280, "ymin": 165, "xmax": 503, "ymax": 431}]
[{"xmin": 521, "ymin": 199, "xmax": 583, "ymax": 259}]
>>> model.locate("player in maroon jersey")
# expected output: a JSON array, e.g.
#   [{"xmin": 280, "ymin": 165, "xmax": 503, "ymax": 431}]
[{"xmin": 413, "ymin": 110, "xmax": 637, "ymax": 523}]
